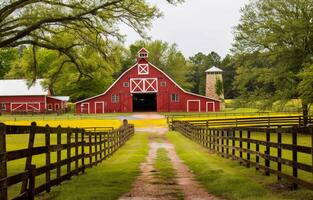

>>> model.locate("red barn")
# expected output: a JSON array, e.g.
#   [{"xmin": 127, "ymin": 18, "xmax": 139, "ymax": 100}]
[
  {"xmin": 76, "ymin": 48, "xmax": 221, "ymax": 113},
  {"xmin": 0, "ymin": 79, "xmax": 69, "ymax": 113}
]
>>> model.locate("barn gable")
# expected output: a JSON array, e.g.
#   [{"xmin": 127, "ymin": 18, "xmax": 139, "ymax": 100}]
[{"xmin": 76, "ymin": 48, "xmax": 220, "ymax": 113}]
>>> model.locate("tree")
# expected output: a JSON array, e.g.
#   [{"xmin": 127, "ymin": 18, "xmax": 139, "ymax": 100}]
[
  {"xmin": 118, "ymin": 40, "xmax": 192, "ymax": 90},
  {"xmin": 0, "ymin": 0, "xmax": 183, "ymax": 82},
  {"xmin": 298, "ymin": 65, "xmax": 313, "ymax": 114},
  {"xmin": 233, "ymin": 0, "xmax": 313, "ymax": 123},
  {"xmin": 0, "ymin": 48, "xmax": 18, "ymax": 78},
  {"xmin": 188, "ymin": 52, "xmax": 221, "ymax": 95}
]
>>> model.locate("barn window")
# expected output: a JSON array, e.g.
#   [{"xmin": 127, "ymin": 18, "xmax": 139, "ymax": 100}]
[
  {"xmin": 171, "ymin": 94, "xmax": 179, "ymax": 102},
  {"xmin": 1, "ymin": 103, "xmax": 6, "ymax": 111},
  {"xmin": 55, "ymin": 104, "xmax": 60, "ymax": 110},
  {"xmin": 139, "ymin": 52, "xmax": 148, "ymax": 58},
  {"xmin": 161, "ymin": 81, "xmax": 166, "ymax": 87},
  {"xmin": 123, "ymin": 82, "xmax": 129, "ymax": 87},
  {"xmin": 112, "ymin": 94, "xmax": 119, "ymax": 103},
  {"xmin": 48, "ymin": 104, "xmax": 53, "ymax": 111},
  {"xmin": 138, "ymin": 64, "xmax": 149, "ymax": 75}
]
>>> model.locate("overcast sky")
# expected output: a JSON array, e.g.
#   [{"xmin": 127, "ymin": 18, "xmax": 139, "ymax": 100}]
[{"xmin": 121, "ymin": 0, "xmax": 250, "ymax": 58}]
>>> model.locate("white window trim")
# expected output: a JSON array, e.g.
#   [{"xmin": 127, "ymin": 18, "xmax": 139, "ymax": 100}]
[
  {"xmin": 138, "ymin": 64, "xmax": 149, "ymax": 75},
  {"xmin": 130, "ymin": 78, "xmax": 158, "ymax": 93},
  {"xmin": 95, "ymin": 101, "xmax": 105, "ymax": 114},
  {"xmin": 170, "ymin": 94, "xmax": 180, "ymax": 102},
  {"xmin": 1, "ymin": 103, "xmax": 6, "ymax": 111},
  {"xmin": 48, "ymin": 103, "xmax": 53, "ymax": 111},
  {"xmin": 111, "ymin": 94, "xmax": 119, "ymax": 103},
  {"xmin": 187, "ymin": 100, "xmax": 201, "ymax": 112},
  {"xmin": 206, "ymin": 102, "xmax": 215, "ymax": 112},
  {"xmin": 81, "ymin": 103, "xmax": 90, "ymax": 114},
  {"xmin": 55, "ymin": 103, "xmax": 60, "ymax": 110},
  {"xmin": 123, "ymin": 82, "xmax": 129, "ymax": 87},
  {"xmin": 161, "ymin": 81, "xmax": 166, "ymax": 87}
]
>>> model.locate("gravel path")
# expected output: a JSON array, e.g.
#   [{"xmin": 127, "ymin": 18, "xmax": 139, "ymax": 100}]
[{"xmin": 119, "ymin": 127, "xmax": 222, "ymax": 200}]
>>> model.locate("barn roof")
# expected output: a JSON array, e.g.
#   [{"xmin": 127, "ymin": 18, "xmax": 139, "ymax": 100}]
[
  {"xmin": 0, "ymin": 79, "xmax": 49, "ymax": 96},
  {"xmin": 76, "ymin": 61, "xmax": 221, "ymax": 104},
  {"xmin": 205, "ymin": 66, "xmax": 223, "ymax": 73}
]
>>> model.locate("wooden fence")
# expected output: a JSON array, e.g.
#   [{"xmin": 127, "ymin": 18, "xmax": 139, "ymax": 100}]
[
  {"xmin": 0, "ymin": 122, "xmax": 134, "ymax": 200},
  {"xmin": 165, "ymin": 111, "xmax": 301, "ymax": 123},
  {"xmin": 168, "ymin": 115, "xmax": 312, "ymax": 130},
  {"xmin": 172, "ymin": 120, "xmax": 313, "ymax": 190}
]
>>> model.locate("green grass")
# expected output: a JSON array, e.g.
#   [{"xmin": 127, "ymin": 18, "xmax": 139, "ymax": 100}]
[
  {"xmin": 154, "ymin": 148, "xmax": 176, "ymax": 183},
  {"xmin": 8, "ymin": 133, "xmax": 148, "ymax": 200},
  {"xmin": 167, "ymin": 131, "xmax": 313, "ymax": 200},
  {"xmin": 154, "ymin": 148, "xmax": 184, "ymax": 200}
]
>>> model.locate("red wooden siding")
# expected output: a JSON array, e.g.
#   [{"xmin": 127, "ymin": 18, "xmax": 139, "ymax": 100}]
[
  {"xmin": 0, "ymin": 96, "xmax": 67, "ymax": 113},
  {"xmin": 76, "ymin": 55, "xmax": 220, "ymax": 113}
]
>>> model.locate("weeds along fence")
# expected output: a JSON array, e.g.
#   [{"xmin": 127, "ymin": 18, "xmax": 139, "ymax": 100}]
[
  {"xmin": 0, "ymin": 122, "xmax": 134, "ymax": 200},
  {"xmin": 168, "ymin": 115, "xmax": 312, "ymax": 130},
  {"xmin": 172, "ymin": 120, "xmax": 313, "ymax": 190}
]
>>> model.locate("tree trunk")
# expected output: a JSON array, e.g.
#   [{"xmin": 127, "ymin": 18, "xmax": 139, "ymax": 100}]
[{"xmin": 302, "ymin": 103, "xmax": 308, "ymax": 126}]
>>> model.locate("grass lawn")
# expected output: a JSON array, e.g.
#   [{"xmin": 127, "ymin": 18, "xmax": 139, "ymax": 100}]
[
  {"xmin": 36, "ymin": 132, "xmax": 149, "ymax": 200},
  {"xmin": 167, "ymin": 131, "xmax": 313, "ymax": 200}
]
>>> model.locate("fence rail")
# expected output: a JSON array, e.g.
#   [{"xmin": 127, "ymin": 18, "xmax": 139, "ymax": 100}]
[
  {"xmin": 168, "ymin": 115, "xmax": 312, "ymax": 130},
  {"xmin": 0, "ymin": 122, "xmax": 134, "ymax": 200},
  {"xmin": 172, "ymin": 120, "xmax": 313, "ymax": 190}
]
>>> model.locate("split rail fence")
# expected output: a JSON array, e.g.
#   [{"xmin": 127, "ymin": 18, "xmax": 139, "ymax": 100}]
[
  {"xmin": 172, "ymin": 120, "xmax": 313, "ymax": 190},
  {"xmin": 0, "ymin": 122, "xmax": 134, "ymax": 200}
]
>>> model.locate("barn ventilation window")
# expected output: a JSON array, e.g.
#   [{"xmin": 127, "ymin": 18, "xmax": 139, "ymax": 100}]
[
  {"xmin": 123, "ymin": 82, "xmax": 129, "ymax": 87},
  {"xmin": 138, "ymin": 64, "xmax": 149, "ymax": 75},
  {"xmin": 171, "ymin": 94, "xmax": 179, "ymax": 102},
  {"xmin": 161, "ymin": 81, "xmax": 166, "ymax": 87},
  {"xmin": 112, "ymin": 94, "xmax": 119, "ymax": 103},
  {"xmin": 1, "ymin": 103, "xmax": 6, "ymax": 111}
]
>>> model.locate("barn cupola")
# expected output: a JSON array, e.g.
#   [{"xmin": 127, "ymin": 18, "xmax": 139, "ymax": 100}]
[{"xmin": 137, "ymin": 48, "xmax": 149, "ymax": 62}]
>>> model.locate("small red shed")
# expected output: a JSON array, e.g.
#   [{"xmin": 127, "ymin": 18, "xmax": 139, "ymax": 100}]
[
  {"xmin": 0, "ymin": 79, "xmax": 69, "ymax": 113},
  {"xmin": 76, "ymin": 48, "xmax": 220, "ymax": 113}
]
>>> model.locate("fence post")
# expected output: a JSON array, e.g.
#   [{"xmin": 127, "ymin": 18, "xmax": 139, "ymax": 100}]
[
  {"xmin": 44, "ymin": 125, "xmax": 51, "ymax": 193},
  {"xmin": 21, "ymin": 122, "xmax": 36, "ymax": 193},
  {"xmin": 74, "ymin": 129, "xmax": 79, "ymax": 174},
  {"xmin": 95, "ymin": 132, "xmax": 98, "ymax": 165},
  {"xmin": 239, "ymin": 129, "xmax": 243, "ymax": 164},
  {"xmin": 67, "ymin": 127, "xmax": 72, "ymax": 179},
  {"xmin": 0, "ymin": 123, "xmax": 7, "ymax": 200},
  {"xmin": 209, "ymin": 130, "xmax": 212, "ymax": 150},
  {"xmin": 28, "ymin": 164, "xmax": 36, "ymax": 200},
  {"xmin": 56, "ymin": 125, "xmax": 62, "ymax": 185},
  {"xmin": 256, "ymin": 141, "xmax": 260, "ymax": 171},
  {"xmin": 99, "ymin": 132, "xmax": 103, "ymax": 161},
  {"xmin": 277, "ymin": 126, "xmax": 282, "ymax": 181},
  {"xmin": 221, "ymin": 130, "xmax": 224, "ymax": 157},
  {"xmin": 265, "ymin": 127, "xmax": 270, "ymax": 176},
  {"xmin": 292, "ymin": 127, "xmax": 298, "ymax": 189},
  {"xmin": 226, "ymin": 130, "xmax": 229, "ymax": 157},
  {"xmin": 232, "ymin": 130, "xmax": 235, "ymax": 160},
  {"xmin": 89, "ymin": 132, "xmax": 92, "ymax": 166},
  {"xmin": 247, "ymin": 130, "xmax": 251, "ymax": 167},
  {"xmin": 81, "ymin": 129, "xmax": 85, "ymax": 174}
]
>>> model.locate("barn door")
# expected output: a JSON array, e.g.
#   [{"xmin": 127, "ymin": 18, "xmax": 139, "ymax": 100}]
[
  {"xmin": 206, "ymin": 102, "xmax": 215, "ymax": 112},
  {"xmin": 11, "ymin": 103, "xmax": 27, "ymax": 112},
  {"xmin": 27, "ymin": 103, "xmax": 40, "ymax": 112},
  {"xmin": 95, "ymin": 102, "xmax": 104, "ymax": 114},
  {"xmin": 187, "ymin": 100, "xmax": 200, "ymax": 112}
]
